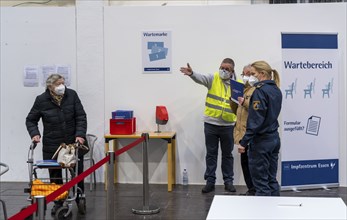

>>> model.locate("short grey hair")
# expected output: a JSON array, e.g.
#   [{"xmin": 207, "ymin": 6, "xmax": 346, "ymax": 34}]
[
  {"xmin": 46, "ymin": 74, "xmax": 64, "ymax": 88},
  {"xmin": 243, "ymin": 64, "xmax": 252, "ymax": 70}
]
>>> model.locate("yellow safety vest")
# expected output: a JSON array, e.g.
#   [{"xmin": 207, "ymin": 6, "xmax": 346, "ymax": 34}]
[{"xmin": 204, "ymin": 72, "xmax": 237, "ymax": 122}]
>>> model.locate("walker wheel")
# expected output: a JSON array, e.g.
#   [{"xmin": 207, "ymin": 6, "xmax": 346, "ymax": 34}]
[
  {"xmin": 77, "ymin": 197, "xmax": 86, "ymax": 215},
  {"xmin": 55, "ymin": 206, "xmax": 72, "ymax": 220}
]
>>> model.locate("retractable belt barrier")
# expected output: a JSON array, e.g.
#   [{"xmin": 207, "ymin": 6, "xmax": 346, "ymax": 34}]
[
  {"xmin": 9, "ymin": 135, "xmax": 147, "ymax": 220},
  {"xmin": 115, "ymin": 136, "xmax": 145, "ymax": 156}
]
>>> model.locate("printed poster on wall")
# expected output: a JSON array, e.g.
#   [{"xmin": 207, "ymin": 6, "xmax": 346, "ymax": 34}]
[
  {"xmin": 23, "ymin": 65, "xmax": 39, "ymax": 87},
  {"xmin": 142, "ymin": 31, "xmax": 172, "ymax": 73},
  {"xmin": 281, "ymin": 33, "xmax": 339, "ymax": 189},
  {"xmin": 41, "ymin": 65, "xmax": 72, "ymax": 87}
]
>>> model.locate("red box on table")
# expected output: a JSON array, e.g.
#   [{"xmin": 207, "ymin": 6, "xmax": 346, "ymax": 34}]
[{"xmin": 110, "ymin": 117, "xmax": 136, "ymax": 135}]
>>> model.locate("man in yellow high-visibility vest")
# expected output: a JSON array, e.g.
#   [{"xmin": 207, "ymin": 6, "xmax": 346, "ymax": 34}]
[{"xmin": 180, "ymin": 58, "xmax": 237, "ymax": 193}]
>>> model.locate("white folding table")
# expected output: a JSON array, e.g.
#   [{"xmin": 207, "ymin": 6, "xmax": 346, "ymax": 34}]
[{"xmin": 207, "ymin": 195, "xmax": 347, "ymax": 220}]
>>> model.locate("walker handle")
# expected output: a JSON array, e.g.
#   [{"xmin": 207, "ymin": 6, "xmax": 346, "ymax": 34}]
[
  {"xmin": 30, "ymin": 141, "xmax": 38, "ymax": 150},
  {"xmin": 75, "ymin": 141, "xmax": 89, "ymax": 151}
]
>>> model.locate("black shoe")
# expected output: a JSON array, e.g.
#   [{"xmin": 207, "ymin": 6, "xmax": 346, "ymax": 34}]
[
  {"xmin": 202, "ymin": 183, "xmax": 215, "ymax": 193},
  {"xmin": 224, "ymin": 183, "xmax": 236, "ymax": 192},
  {"xmin": 239, "ymin": 190, "xmax": 255, "ymax": 196},
  {"xmin": 246, "ymin": 190, "xmax": 255, "ymax": 196}
]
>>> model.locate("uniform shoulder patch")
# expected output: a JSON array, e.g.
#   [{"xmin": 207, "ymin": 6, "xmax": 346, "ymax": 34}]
[
  {"xmin": 256, "ymin": 83, "xmax": 264, "ymax": 88},
  {"xmin": 253, "ymin": 101, "xmax": 260, "ymax": 110}
]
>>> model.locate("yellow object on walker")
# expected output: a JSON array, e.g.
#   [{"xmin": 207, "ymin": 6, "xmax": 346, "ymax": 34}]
[{"xmin": 31, "ymin": 179, "xmax": 68, "ymax": 200}]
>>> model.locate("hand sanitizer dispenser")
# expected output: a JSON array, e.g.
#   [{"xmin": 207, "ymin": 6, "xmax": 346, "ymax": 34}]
[{"xmin": 155, "ymin": 106, "xmax": 168, "ymax": 133}]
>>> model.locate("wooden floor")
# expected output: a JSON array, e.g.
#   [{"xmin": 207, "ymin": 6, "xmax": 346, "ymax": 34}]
[{"xmin": 0, "ymin": 182, "xmax": 346, "ymax": 220}]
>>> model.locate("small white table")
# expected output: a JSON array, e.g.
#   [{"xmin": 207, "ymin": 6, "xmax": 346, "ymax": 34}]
[{"xmin": 206, "ymin": 195, "xmax": 347, "ymax": 220}]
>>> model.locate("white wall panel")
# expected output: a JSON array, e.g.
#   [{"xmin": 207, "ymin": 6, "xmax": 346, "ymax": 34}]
[
  {"xmin": 1, "ymin": 3, "xmax": 346, "ymax": 187},
  {"xmin": 104, "ymin": 3, "xmax": 347, "ymax": 186}
]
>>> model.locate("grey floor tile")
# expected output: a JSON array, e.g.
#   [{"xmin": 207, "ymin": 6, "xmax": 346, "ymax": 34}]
[{"xmin": 0, "ymin": 182, "xmax": 346, "ymax": 220}]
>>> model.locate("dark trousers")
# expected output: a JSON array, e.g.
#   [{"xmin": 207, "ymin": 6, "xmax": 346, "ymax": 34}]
[
  {"xmin": 248, "ymin": 132, "xmax": 280, "ymax": 196},
  {"xmin": 204, "ymin": 122, "xmax": 234, "ymax": 185},
  {"xmin": 43, "ymin": 151, "xmax": 85, "ymax": 194},
  {"xmin": 240, "ymin": 146, "xmax": 255, "ymax": 193}
]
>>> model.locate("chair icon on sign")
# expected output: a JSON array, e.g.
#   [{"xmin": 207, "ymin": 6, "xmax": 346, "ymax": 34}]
[
  {"xmin": 304, "ymin": 78, "xmax": 316, "ymax": 99},
  {"xmin": 322, "ymin": 78, "xmax": 333, "ymax": 98},
  {"xmin": 285, "ymin": 78, "xmax": 297, "ymax": 99}
]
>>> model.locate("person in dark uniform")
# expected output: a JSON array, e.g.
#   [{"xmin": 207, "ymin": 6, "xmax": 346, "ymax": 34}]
[{"xmin": 239, "ymin": 61, "xmax": 282, "ymax": 196}]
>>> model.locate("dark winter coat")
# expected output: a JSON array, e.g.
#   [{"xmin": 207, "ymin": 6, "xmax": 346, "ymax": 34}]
[{"xmin": 26, "ymin": 88, "xmax": 87, "ymax": 153}]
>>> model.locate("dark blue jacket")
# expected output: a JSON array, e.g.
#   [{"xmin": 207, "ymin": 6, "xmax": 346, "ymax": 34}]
[
  {"xmin": 239, "ymin": 80, "xmax": 282, "ymax": 147},
  {"xmin": 26, "ymin": 88, "xmax": 87, "ymax": 153}
]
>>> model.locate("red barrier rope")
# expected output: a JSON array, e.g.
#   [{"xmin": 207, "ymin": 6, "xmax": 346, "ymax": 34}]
[
  {"xmin": 115, "ymin": 136, "xmax": 145, "ymax": 156},
  {"xmin": 46, "ymin": 155, "xmax": 110, "ymax": 203},
  {"xmin": 9, "ymin": 136, "xmax": 145, "ymax": 219},
  {"xmin": 8, "ymin": 203, "xmax": 37, "ymax": 220}
]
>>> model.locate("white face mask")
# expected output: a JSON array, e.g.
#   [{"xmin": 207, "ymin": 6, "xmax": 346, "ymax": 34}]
[
  {"xmin": 54, "ymin": 84, "xmax": 65, "ymax": 95},
  {"xmin": 219, "ymin": 69, "xmax": 231, "ymax": 80},
  {"xmin": 248, "ymin": 75, "xmax": 259, "ymax": 86},
  {"xmin": 242, "ymin": 75, "xmax": 250, "ymax": 84}
]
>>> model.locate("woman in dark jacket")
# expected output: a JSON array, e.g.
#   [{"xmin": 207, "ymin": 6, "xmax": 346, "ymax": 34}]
[
  {"xmin": 239, "ymin": 61, "xmax": 282, "ymax": 197},
  {"xmin": 26, "ymin": 73, "xmax": 87, "ymax": 214}
]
